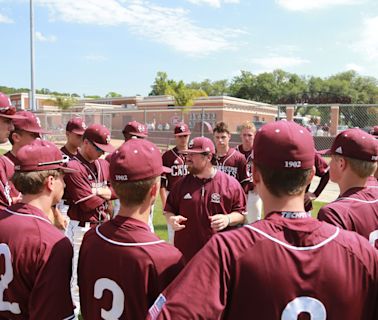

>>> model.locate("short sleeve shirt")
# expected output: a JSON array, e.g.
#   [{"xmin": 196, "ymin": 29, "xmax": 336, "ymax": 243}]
[
  {"xmin": 165, "ymin": 170, "xmax": 246, "ymax": 261},
  {"xmin": 78, "ymin": 216, "xmax": 185, "ymax": 320},
  {"xmin": 149, "ymin": 213, "xmax": 378, "ymax": 320},
  {"xmin": 64, "ymin": 153, "xmax": 113, "ymax": 225},
  {"xmin": 161, "ymin": 147, "xmax": 188, "ymax": 191},
  {"xmin": 0, "ymin": 203, "xmax": 74, "ymax": 319},
  {"xmin": 318, "ymin": 185, "xmax": 378, "ymax": 248}
]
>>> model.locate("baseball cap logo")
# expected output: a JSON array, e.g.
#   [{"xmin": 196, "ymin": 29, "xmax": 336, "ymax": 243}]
[
  {"xmin": 82, "ymin": 122, "xmax": 87, "ymax": 129},
  {"xmin": 138, "ymin": 124, "xmax": 144, "ymax": 132},
  {"xmin": 189, "ymin": 140, "xmax": 194, "ymax": 148},
  {"xmin": 284, "ymin": 161, "xmax": 302, "ymax": 168},
  {"xmin": 335, "ymin": 146, "xmax": 343, "ymax": 154},
  {"xmin": 180, "ymin": 125, "xmax": 186, "ymax": 132},
  {"xmin": 106, "ymin": 135, "xmax": 111, "ymax": 144},
  {"xmin": 115, "ymin": 174, "xmax": 128, "ymax": 181}
]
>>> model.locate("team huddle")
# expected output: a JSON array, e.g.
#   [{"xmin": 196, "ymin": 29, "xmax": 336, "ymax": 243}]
[{"xmin": 0, "ymin": 91, "xmax": 377, "ymax": 319}]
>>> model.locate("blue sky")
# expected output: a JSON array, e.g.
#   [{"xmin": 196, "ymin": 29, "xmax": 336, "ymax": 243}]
[{"xmin": 1, "ymin": 0, "xmax": 378, "ymax": 97}]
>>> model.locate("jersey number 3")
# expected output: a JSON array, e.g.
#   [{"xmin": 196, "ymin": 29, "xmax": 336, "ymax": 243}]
[
  {"xmin": 0, "ymin": 243, "xmax": 21, "ymax": 315},
  {"xmin": 282, "ymin": 296, "xmax": 326, "ymax": 320},
  {"xmin": 94, "ymin": 278, "xmax": 125, "ymax": 320}
]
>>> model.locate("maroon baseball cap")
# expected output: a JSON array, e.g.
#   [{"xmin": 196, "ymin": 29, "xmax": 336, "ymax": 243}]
[
  {"xmin": 253, "ymin": 121, "xmax": 315, "ymax": 169},
  {"xmin": 321, "ymin": 128, "xmax": 378, "ymax": 162},
  {"xmin": 110, "ymin": 139, "xmax": 170, "ymax": 182},
  {"xmin": 12, "ymin": 111, "xmax": 50, "ymax": 134},
  {"xmin": 122, "ymin": 121, "xmax": 148, "ymax": 138},
  {"xmin": 66, "ymin": 117, "xmax": 86, "ymax": 135},
  {"xmin": 83, "ymin": 123, "xmax": 115, "ymax": 153},
  {"xmin": 174, "ymin": 123, "xmax": 191, "ymax": 136},
  {"xmin": 0, "ymin": 92, "xmax": 27, "ymax": 120},
  {"xmin": 14, "ymin": 140, "xmax": 77, "ymax": 173},
  {"xmin": 180, "ymin": 137, "xmax": 215, "ymax": 154}
]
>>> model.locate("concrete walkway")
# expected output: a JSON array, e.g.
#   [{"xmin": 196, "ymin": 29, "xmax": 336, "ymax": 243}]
[{"xmin": 309, "ymin": 176, "xmax": 339, "ymax": 203}]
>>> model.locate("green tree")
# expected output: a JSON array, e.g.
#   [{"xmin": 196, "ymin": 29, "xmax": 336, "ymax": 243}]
[{"xmin": 106, "ymin": 92, "xmax": 122, "ymax": 98}]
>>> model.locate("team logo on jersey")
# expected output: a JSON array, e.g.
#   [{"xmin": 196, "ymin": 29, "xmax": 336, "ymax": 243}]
[
  {"xmin": 210, "ymin": 193, "xmax": 221, "ymax": 203},
  {"xmin": 183, "ymin": 193, "xmax": 192, "ymax": 200}
]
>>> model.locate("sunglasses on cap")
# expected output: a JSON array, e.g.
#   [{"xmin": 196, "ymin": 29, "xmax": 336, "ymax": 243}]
[
  {"xmin": 0, "ymin": 106, "xmax": 16, "ymax": 116},
  {"xmin": 88, "ymin": 139, "xmax": 104, "ymax": 153}
]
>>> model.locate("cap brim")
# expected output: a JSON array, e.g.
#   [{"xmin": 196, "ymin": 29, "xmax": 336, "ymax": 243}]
[
  {"xmin": 93, "ymin": 141, "xmax": 115, "ymax": 153},
  {"xmin": 162, "ymin": 166, "xmax": 172, "ymax": 174},
  {"xmin": 129, "ymin": 132, "xmax": 148, "ymax": 138},
  {"xmin": 60, "ymin": 166, "xmax": 78, "ymax": 174},
  {"xmin": 318, "ymin": 149, "xmax": 332, "ymax": 155},
  {"xmin": 175, "ymin": 132, "xmax": 191, "ymax": 136},
  {"xmin": 70, "ymin": 129, "xmax": 85, "ymax": 135},
  {"xmin": 179, "ymin": 149, "xmax": 208, "ymax": 154},
  {"xmin": 0, "ymin": 114, "xmax": 28, "ymax": 120}
]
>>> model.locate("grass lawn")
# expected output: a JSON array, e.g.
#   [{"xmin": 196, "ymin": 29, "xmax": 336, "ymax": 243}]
[{"xmin": 153, "ymin": 197, "xmax": 328, "ymax": 241}]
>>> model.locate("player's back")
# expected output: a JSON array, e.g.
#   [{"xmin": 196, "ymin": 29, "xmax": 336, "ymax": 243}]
[
  {"xmin": 318, "ymin": 185, "xmax": 378, "ymax": 248},
  {"xmin": 225, "ymin": 217, "xmax": 378, "ymax": 319},
  {"xmin": 78, "ymin": 215, "xmax": 185, "ymax": 320},
  {"xmin": 153, "ymin": 214, "xmax": 378, "ymax": 320},
  {"xmin": 0, "ymin": 203, "xmax": 74, "ymax": 319}
]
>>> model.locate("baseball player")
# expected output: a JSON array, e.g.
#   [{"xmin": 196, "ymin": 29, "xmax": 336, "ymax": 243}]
[
  {"xmin": 371, "ymin": 126, "xmax": 378, "ymax": 181},
  {"xmin": 304, "ymin": 152, "xmax": 330, "ymax": 212},
  {"xmin": 78, "ymin": 139, "xmax": 185, "ymax": 319},
  {"xmin": 63, "ymin": 123, "xmax": 116, "ymax": 314},
  {"xmin": 236, "ymin": 120, "xmax": 263, "ymax": 222},
  {"xmin": 0, "ymin": 93, "xmax": 26, "ymax": 209},
  {"xmin": 0, "ymin": 140, "xmax": 75, "ymax": 319},
  {"xmin": 318, "ymin": 128, "xmax": 378, "ymax": 248},
  {"xmin": 61, "ymin": 117, "xmax": 86, "ymax": 158},
  {"xmin": 160, "ymin": 122, "xmax": 190, "ymax": 243},
  {"xmin": 164, "ymin": 137, "xmax": 246, "ymax": 261},
  {"xmin": 213, "ymin": 121, "xmax": 248, "ymax": 186},
  {"xmin": 149, "ymin": 121, "xmax": 378, "ymax": 320}
]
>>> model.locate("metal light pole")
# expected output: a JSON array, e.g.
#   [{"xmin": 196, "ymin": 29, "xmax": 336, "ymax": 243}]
[{"xmin": 30, "ymin": 0, "xmax": 36, "ymax": 112}]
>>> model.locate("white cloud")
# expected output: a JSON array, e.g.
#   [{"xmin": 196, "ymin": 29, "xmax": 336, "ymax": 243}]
[
  {"xmin": 0, "ymin": 13, "xmax": 13, "ymax": 23},
  {"xmin": 186, "ymin": 0, "xmax": 239, "ymax": 8},
  {"xmin": 35, "ymin": 31, "xmax": 57, "ymax": 43},
  {"xmin": 276, "ymin": 0, "xmax": 364, "ymax": 11},
  {"xmin": 84, "ymin": 54, "xmax": 108, "ymax": 62},
  {"xmin": 345, "ymin": 63, "xmax": 364, "ymax": 72},
  {"xmin": 251, "ymin": 56, "xmax": 309, "ymax": 70},
  {"xmin": 355, "ymin": 16, "xmax": 378, "ymax": 60},
  {"xmin": 35, "ymin": 0, "xmax": 243, "ymax": 55}
]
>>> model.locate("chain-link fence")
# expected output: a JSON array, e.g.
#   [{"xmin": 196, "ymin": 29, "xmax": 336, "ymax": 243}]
[{"xmin": 36, "ymin": 103, "xmax": 377, "ymax": 151}]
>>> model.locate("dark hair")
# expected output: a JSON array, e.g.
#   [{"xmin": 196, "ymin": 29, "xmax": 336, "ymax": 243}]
[
  {"xmin": 255, "ymin": 163, "xmax": 312, "ymax": 197},
  {"xmin": 213, "ymin": 122, "xmax": 230, "ymax": 134},
  {"xmin": 111, "ymin": 176, "xmax": 158, "ymax": 206}
]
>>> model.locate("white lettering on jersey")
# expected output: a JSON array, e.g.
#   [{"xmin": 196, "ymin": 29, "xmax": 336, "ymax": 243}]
[
  {"xmin": 0, "ymin": 244, "xmax": 21, "ymax": 315},
  {"xmin": 216, "ymin": 165, "xmax": 238, "ymax": 178},
  {"xmin": 94, "ymin": 278, "xmax": 125, "ymax": 320},
  {"xmin": 170, "ymin": 165, "xmax": 188, "ymax": 177},
  {"xmin": 281, "ymin": 296, "xmax": 326, "ymax": 320},
  {"xmin": 369, "ymin": 230, "xmax": 378, "ymax": 247}
]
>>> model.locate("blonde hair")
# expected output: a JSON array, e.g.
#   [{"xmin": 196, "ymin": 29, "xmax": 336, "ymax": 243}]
[
  {"xmin": 239, "ymin": 121, "xmax": 256, "ymax": 134},
  {"xmin": 347, "ymin": 157, "xmax": 378, "ymax": 178}
]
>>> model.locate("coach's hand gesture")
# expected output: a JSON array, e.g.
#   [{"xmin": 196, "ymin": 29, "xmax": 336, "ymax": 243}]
[{"xmin": 168, "ymin": 215, "xmax": 187, "ymax": 231}]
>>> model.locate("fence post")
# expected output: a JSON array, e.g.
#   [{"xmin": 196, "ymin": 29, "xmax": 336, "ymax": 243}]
[
  {"xmin": 286, "ymin": 105, "xmax": 295, "ymax": 121},
  {"xmin": 330, "ymin": 105, "xmax": 339, "ymax": 136},
  {"xmin": 201, "ymin": 107, "xmax": 204, "ymax": 137}
]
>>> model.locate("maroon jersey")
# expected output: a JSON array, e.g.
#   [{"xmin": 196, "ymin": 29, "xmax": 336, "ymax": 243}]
[
  {"xmin": 60, "ymin": 145, "xmax": 76, "ymax": 159},
  {"xmin": 161, "ymin": 147, "xmax": 188, "ymax": 192},
  {"xmin": 318, "ymin": 185, "xmax": 378, "ymax": 248},
  {"xmin": 149, "ymin": 213, "xmax": 378, "ymax": 320},
  {"xmin": 1, "ymin": 152, "xmax": 21, "ymax": 203},
  {"xmin": 367, "ymin": 175, "xmax": 378, "ymax": 186},
  {"xmin": 236, "ymin": 144, "xmax": 254, "ymax": 192},
  {"xmin": 0, "ymin": 156, "xmax": 13, "ymax": 209},
  {"xmin": 305, "ymin": 153, "xmax": 330, "ymax": 211},
  {"xmin": 215, "ymin": 148, "xmax": 248, "ymax": 185},
  {"xmin": 0, "ymin": 203, "xmax": 74, "ymax": 319},
  {"xmin": 165, "ymin": 170, "xmax": 246, "ymax": 261},
  {"xmin": 78, "ymin": 216, "xmax": 185, "ymax": 320},
  {"xmin": 64, "ymin": 152, "xmax": 115, "ymax": 226}
]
